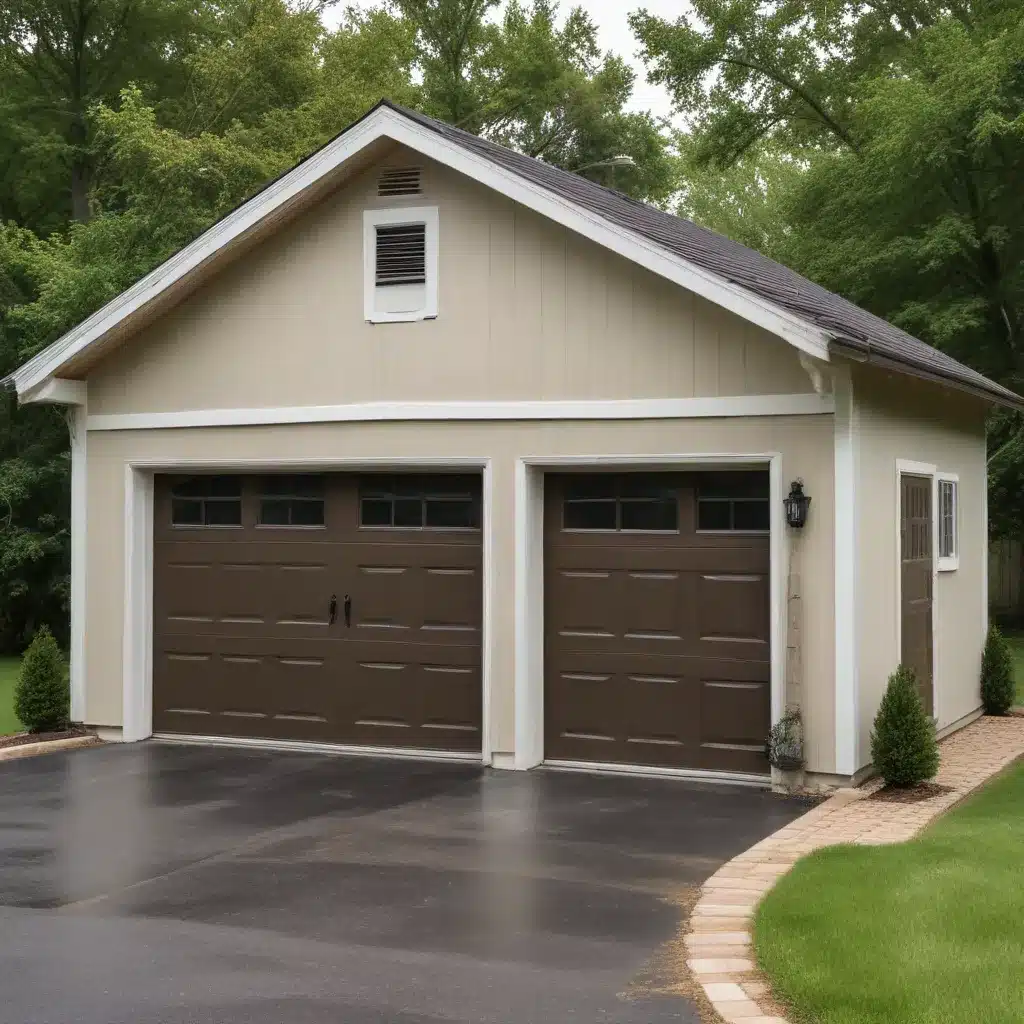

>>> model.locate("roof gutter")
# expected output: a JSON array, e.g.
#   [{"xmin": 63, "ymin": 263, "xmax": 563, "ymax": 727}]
[{"xmin": 828, "ymin": 336, "xmax": 1024, "ymax": 412}]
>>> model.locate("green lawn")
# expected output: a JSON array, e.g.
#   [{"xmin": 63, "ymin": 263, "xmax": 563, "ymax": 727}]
[
  {"xmin": 1008, "ymin": 632, "xmax": 1024, "ymax": 706},
  {"xmin": 754, "ymin": 762, "xmax": 1024, "ymax": 1024},
  {"xmin": 0, "ymin": 657, "xmax": 22, "ymax": 735}
]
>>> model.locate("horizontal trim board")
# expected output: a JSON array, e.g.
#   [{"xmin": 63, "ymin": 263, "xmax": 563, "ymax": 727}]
[
  {"xmin": 88, "ymin": 394, "xmax": 835, "ymax": 432},
  {"xmin": 153, "ymin": 733, "xmax": 482, "ymax": 762},
  {"xmin": 542, "ymin": 759, "xmax": 770, "ymax": 788}
]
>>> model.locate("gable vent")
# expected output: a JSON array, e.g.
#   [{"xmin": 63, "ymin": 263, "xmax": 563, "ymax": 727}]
[
  {"xmin": 378, "ymin": 167, "xmax": 422, "ymax": 197},
  {"xmin": 375, "ymin": 224, "xmax": 426, "ymax": 286}
]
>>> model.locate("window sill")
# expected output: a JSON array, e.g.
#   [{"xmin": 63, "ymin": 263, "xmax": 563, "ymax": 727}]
[
  {"xmin": 366, "ymin": 312, "xmax": 437, "ymax": 324},
  {"xmin": 937, "ymin": 556, "xmax": 959, "ymax": 573}
]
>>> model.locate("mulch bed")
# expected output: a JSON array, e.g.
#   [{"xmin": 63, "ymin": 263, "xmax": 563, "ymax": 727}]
[
  {"xmin": 869, "ymin": 781, "xmax": 955, "ymax": 804},
  {"xmin": 0, "ymin": 726, "xmax": 91, "ymax": 751}
]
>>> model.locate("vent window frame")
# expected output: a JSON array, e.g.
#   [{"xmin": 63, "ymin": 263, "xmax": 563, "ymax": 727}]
[{"xmin": 363, "ymin": 205, "xmax": 439, "ymax": 323}]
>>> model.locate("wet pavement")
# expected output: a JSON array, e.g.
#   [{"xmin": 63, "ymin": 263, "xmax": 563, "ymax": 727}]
[{"xmin": 0, "ymin": 743, "xmax": 806, "ymax": 1023}]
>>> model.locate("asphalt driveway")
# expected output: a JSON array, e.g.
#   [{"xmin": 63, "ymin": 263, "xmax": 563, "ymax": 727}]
[{"xmin": 0, "ymin": 743, "xmax": 806, "ymax": 1023}]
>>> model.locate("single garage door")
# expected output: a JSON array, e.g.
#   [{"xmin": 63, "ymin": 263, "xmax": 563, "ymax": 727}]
[
  {"xmin": 153, "ymin": 472, "xmax": 482, "ymax": 752},
  {"xmin": 545, "ymin": 471, "xmax": 770, "ymax": 775}
]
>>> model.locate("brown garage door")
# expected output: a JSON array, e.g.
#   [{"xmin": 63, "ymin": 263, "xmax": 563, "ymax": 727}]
[
  {"xmin": 153, "ymin": 472, "xmax": 482, "ymax": 752},
  {"xmin": 545, "ymin": 471, "xmax": 771, "ymax": 775}
]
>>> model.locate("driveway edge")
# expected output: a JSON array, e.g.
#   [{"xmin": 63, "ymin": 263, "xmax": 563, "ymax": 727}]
[
  {"xmin": 0, "ymin": 735, "xmax": 102, "ymax": 762},
  {"xmin": 685, "ymin": 715, "xmax": 1024, "ymax": 1024}
]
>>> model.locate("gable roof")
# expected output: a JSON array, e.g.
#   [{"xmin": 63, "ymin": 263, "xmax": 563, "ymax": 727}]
[{"xmin": 8, "ymin": 99, "xmax": 1022, "ymax": 410}]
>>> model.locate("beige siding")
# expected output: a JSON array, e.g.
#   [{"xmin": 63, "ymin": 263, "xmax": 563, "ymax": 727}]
[
  {"xmin": 855, "ymin": 367, "xmax": 987, "ymax": 765},
  {"xmin": 85, "ymin": 415, "xmax": 836, "ymax": 772},
  {"xmin": 86, "ymin": 146, "xmax": 812, "ymax": 416}
]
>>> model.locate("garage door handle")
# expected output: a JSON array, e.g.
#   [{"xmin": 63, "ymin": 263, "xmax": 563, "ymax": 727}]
[
  {"xmin": 343, "ymin": 594, "xmax": 352, "ymax": 628},
  {"xmin": 328, "ymin": 594, "xmax": 338, "ymax": 626}
]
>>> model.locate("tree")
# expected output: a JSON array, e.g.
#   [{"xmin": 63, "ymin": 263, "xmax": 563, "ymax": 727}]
[
  {"xmin": 0, "ymin": 0, "xmax": 216, "ymax": 225},
  {"xmin": 14, "ymin": 624, "xmax": 69, "ymax": 732},
  {"xmin": 399, "ymin": 0, "xmax": 676, "ymax": 201},
  {"xmin": 870, "ymin": 664, "xmax": 940, "ymax": 786}
]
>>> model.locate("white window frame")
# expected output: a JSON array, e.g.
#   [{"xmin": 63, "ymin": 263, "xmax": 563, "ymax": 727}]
[
  {"xmin": 363, "ymin": 205, "xmax": 439, "ymax": 324},
  {"xmin": 936, "ymin": 472, "xmax": 959, "ymax": 572}
]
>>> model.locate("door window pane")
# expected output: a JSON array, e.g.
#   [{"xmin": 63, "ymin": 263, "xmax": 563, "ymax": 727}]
[
  {"xmin": 360, "ymin": 476, "xmax": 480, "ymax": 530},
  {"xmin": 564, "ymin": 500, "xmax": 617, "ymax": 530},
  {"xmin": 620, "ymin": 498, "xmax": 678, "ymax": 531},
  {"xmin": 171, "ymin": 477, "xmax": 242, "ymax": 527},
  {"xmin": 257, "ymin": 475, "xmax": 325, "ymax": 527},
  {"xmin": 561, "ymin": 475, "xmax": 678, "ymax": 533}
]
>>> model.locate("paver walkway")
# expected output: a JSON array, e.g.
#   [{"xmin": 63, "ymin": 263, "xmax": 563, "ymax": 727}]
[{"xmin": 685, "ymin": 714, "xmax": 1024, "ymax": 1024}]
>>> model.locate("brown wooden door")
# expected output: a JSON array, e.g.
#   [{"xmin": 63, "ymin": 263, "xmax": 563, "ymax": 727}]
[
  {"xmin": 544, "ymin": 472, "xmax": 771, "ymax": 775},
  {"xmin": 900, "ymin": 474, "xmax": 934, "ymax": 715},
  {"xmin": 153, "ymin": 473, "xmax": 482, "ymax": 751}
]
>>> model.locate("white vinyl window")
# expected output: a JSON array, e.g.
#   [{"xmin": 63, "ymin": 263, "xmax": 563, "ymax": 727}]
[
  {"xmin": 937, "ymin": 474, "xmax": 958, "ymax": 571},
  {"xmin": 363, "ymin": 206, "xmax": 438, "ymax": 323}
]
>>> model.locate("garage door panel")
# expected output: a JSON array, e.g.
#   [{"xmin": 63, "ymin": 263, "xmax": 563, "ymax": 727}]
[
  {"xmin": 545, "ymin": 471, "xmax": 770, "ymax": 775},
  {"xmin": 696, "ymin": 573, "xmax": 769, "ymax": 644}
]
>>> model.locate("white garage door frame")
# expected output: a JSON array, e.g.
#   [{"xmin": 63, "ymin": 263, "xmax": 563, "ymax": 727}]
[
  {"xmin": 513, "ymin": 452, "xmax": 787, "ymax": 785},
  {"xmin": 120, "ymin": 456, "xmax": 495, "ymax": 763}
]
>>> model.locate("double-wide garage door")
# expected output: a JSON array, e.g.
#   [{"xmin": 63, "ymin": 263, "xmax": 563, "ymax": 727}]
[
  {"xmin": 155, "ymin": 469, "xmax": 770, "ymax": 773},
  {"xmin": 153, "ymin": 472, "xmax": 483, "ymax": 751}
]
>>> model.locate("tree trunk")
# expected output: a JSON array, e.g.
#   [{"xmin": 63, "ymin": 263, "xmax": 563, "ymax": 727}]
[{"xmin": 70, "ymin": 158, "xmax": 91, "ymax": 224}]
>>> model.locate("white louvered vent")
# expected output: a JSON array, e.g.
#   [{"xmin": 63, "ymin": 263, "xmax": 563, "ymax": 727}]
[
  {"xmin": 378, "ymin": 167, "xmax": 423, "ymax": 197},
  {"xmin": 375, "ymin": 223, "xmax": 427, "ymax": 287}
]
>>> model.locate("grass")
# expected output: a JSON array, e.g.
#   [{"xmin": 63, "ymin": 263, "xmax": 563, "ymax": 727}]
[
  {"xmin": 0, "ymin": 657, "xmax": 22, "ymax": 735},
  {"xmin": 754, "ymin": 762, "xmax": 1024, "ymax": 1024},
  {"xmin": 1007, "ymin": 632, "xmax": 1024, "ymax": 706}
]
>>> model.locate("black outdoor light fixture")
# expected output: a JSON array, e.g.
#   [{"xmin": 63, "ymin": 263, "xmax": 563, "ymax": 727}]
[{"xmin": 784, "ymin": 480, "xmax": 811, "ymax": 529}]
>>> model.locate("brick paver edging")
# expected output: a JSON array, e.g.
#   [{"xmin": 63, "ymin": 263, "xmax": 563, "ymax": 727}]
[{"xmin": 685, "ymin": 715, "xmax": 1024, "ymax": 1024}]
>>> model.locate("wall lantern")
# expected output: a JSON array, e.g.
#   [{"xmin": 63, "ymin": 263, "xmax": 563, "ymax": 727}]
[{"xmin": 783, "ymin": 480, "xmax": 811, "ymax": 529}]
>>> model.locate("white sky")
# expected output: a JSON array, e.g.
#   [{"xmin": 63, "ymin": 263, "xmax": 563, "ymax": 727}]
[{"xmin": 324, "ymin": 1, "xmax": 687, "ymax": 123}]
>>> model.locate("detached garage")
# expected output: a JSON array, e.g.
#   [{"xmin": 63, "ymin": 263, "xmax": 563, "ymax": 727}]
[{"xmin": 6, "ymin": 101, "xmax": 1021, "ymax": 788}]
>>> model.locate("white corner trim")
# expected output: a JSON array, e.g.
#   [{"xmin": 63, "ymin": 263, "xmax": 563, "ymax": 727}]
[
  {"xmin": 936, "ymin": 471, "xmax": 959, "ymax": 573},
  {"xmin": 10, "ymin": 105, "xmax": 831, "ymax": 397},
  {"xmin": 69, "ymin": 406, "xmax": 87, "ymax": 722},
  {"xmin": 22, "ymin": 377, "xmax": 88, "ymax": 406},
  {"xmin": 363, "ymin": 205, "xmax": 439, "ymax": 323},
  {"xmin": 513, "ymin": 461, "xmax": 544, "ymax": 769},
  {"xmin": 87, "ymin": 394, "xmax": 835, "ymax": 432},
  {"xmin": 833, "ymin": 366, "xmax": 859, "ymax": 776}
]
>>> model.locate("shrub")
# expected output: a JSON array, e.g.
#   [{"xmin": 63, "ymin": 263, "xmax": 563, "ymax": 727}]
[
  {"xmin": 870, "ymin": 665, "xmax": 939, "ymax": 786},
  {"xmin": 14, "ymin": 626, "xmax": 69, "ymax": 734},
  {"xmin": 980, "ymin": 624, "xmax": 1016, "ymax": 715}
]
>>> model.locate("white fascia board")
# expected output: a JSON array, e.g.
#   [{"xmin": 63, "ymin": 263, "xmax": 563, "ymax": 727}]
[{"xmin": 11, "ymin": 105, "xmax": 830, "ymax": 397}]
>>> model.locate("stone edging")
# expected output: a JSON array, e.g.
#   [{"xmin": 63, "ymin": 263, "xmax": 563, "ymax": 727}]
[
  {"xmin": 0, "ymin": 735, "xmax": 101, "ymax": 762},
  {"xmin": 685, "ymin": 715, "xmax": 1024, "ymax": 1024}
]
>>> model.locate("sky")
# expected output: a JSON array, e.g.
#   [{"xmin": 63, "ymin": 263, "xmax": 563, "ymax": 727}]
[{"xmin": 324, "ymin": 1, "xmax": 687, "ymax": 123}]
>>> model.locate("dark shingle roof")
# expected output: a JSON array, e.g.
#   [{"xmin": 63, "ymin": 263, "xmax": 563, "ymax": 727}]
[{"xmin": 386, "ymin": 101, "xmax": 1022, "ymax": 409}]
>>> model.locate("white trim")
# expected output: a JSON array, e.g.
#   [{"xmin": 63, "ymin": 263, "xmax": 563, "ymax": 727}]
[
  {"xmin": 69, "ymin": 406, "xmax": 87, "ymax": 722},
  {"xmin": 363, "ymin": 205, "xmax": 439, "ymax": 323},
  {"xmin": 122, "ymin": 466, "xmax": 154, "ymax": 742},
  {"xmin": 153, "ymin": 733, "xmax": 482, "ymax": 763},
  {"xmin": 833, "ymin": 367, "xmax": 859, "ymax": 775},
  {"xmin": 9, "ymin": 105, "xmax": 831, "ymax": 397},
  {"xmin": 119, "ymin": 456, "xmax": 496, "ymax": 763},
  {"xmin": 86, "ymin": 394, "xmax": 835, "ymax": 433},
  {"xmin": 513, "ymin": 461, "xmax": 544, "ymax": 769},
  {"xmin": 21, "ymin": 377, "xmax": 88, "ymax": 406},
  {"xmin": 895, "ymin": 459, "xmax": 940, "ymax": 724},
  {"xmin": 936, "ymin": 472, "xmax": 959, "ymax": 572},
  {"xmin": 542, "ymin": 760, "xmax": 770, "ymax": 789},
  {"xmin": 514, "ymin": 452, "xmax": 785, "ymax": 775}
]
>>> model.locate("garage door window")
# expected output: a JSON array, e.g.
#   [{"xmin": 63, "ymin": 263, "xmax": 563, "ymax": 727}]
[
  {"xmin": 171, "ymin": 476, "xmax": 242, "ymax": 527},
  {"xmin": 562, "ymin": 475, "xmax": 678, "ymax": 532},
  {"xmin": 696, "ymin": 471, "xmax": 769, "ymax": 532},
  {"xmin": 360, "ymin": 476, "xmax": 480, "ymax": 530},
  {"xmin": 258, "ymin": 475, "xmax": 326, "ymax": 527}
]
